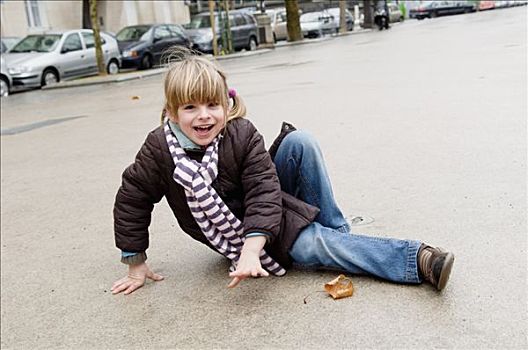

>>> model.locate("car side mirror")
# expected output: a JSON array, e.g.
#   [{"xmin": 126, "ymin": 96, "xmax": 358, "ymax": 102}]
[{"xmin": 61, "ymin": 47, "xmax": 69, "ymax": 54}]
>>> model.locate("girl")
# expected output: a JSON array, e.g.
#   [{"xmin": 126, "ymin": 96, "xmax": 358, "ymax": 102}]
[{"xmin": 111, "ymin": 52, "xmax": 454, "ymax": 295}]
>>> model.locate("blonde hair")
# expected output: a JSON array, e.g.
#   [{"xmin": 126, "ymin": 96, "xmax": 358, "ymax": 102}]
[{"xmin": 161, "ymin": 47, "xmax": 246, "ymax": 125}]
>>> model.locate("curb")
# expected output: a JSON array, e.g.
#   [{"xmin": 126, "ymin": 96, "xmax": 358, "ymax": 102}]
[{"xmin": 41, "ymin": 28, "xmax": 374, "ymax": 90}]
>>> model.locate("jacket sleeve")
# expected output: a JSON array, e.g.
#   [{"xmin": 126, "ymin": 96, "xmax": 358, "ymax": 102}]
[
  {"xmin": 238, "ymin": 121, "xmax": 283, "ymax": 242},
  {"xmin": 113, "ymin": 130, "xmax": 167, "ymax": 253}
]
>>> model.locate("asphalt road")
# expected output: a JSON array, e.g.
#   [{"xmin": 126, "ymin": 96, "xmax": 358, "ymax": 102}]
[{"xmin": 1, "ymin": 7, "xmax": 526, "ymax": 349}]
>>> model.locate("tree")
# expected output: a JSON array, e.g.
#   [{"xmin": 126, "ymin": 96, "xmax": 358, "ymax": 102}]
[
  {"xmin": 89, "ymin": 0, "xmax": 106, "ymax": 75},
  {"xmin": 363, "ymin": 0, "xmax": 373, "ymax": 29},
  {"xmin": 208, "ymin": 0, "xmax": 219, "ymax": 56},
  {"xmin": 339, "ymin": 0, "xmax": 347, "ymax": 34},
  {"xmin": 285, "ymin": 0, "xmax": 302, "ymax": 42}
]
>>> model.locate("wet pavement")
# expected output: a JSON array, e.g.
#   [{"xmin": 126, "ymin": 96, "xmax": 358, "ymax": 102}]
[{"xmin": 1, "ymin": 7, "xmax": 526, "ymax": 349}]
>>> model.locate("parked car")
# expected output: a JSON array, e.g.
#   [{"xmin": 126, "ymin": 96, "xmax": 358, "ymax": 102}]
[
  {"xmin": 410, "ymin": 1, "xmax": 475, "ymax": 20},
  {"xmin": 300, "ymin": 11, "xmax": 338, "ymax": 38},
  {"xmin": 266, "ymin": 8, "xmax": 289, "ymax": 42},
  {"xmin": 0, "ymin": 56, "xmax": 12, "ymax": 97},
  {"xmin": 3, "ymin": 29, "xmax": 120, "ymax": 89},
  {"xmin": 186, "ymin": 10, "xmax": 259, "ymax": 53},
  {"xmin": 116, "ymin": 24, "xmax": 193, "ymax": 70},
  {"xmin": 1, "ymin": 37, "xmax": 21, "ymax": 53},
  {"xmin": 327, "ymin": 8, "xmax": 355, "ymax": 31},
  {"xmin": 478, "ymin": 1, "xmax": 495, "ymax": 11},
  {"xmin": 387, "ymin": 2, "xmax": 404, "ymax": 22}
]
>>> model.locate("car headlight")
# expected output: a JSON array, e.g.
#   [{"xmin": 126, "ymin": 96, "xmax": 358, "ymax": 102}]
[
  {"xmin": 123, "ymin": 50, "xmax": 138, "ymax": 58},
  {"xmin": 8, "ymin": 66, "xmax": 32, "ymax": 75}
]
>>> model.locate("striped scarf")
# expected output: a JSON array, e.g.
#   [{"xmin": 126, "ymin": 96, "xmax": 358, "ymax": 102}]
[{"xmin": 164, "ymin": 121, "xmax": 286, "ymax": 276}]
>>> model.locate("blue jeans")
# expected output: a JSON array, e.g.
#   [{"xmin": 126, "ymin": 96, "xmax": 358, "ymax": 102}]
[{"xmin": 273, "ymin": 130, "xmax": 422, "ymax": 284}]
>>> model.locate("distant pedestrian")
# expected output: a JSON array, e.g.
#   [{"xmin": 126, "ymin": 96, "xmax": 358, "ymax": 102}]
[{"xmin": 111, "ymin": 49, "xmax": 454, "ymax": 295}]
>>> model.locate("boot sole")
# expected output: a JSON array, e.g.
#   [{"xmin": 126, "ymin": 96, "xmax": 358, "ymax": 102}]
[{"xmin": 436, "ymin": 252, "xmax": 454, "ymax": 291}]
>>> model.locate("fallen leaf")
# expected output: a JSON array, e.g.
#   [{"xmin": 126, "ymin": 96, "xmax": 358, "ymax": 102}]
[
  {"xmin": 131, "ymin": 95, "xmax": 140, "ymax": 100},
  {"xmin": 324, "ymin": 274, "xmax": 354, "ymax": 299}
]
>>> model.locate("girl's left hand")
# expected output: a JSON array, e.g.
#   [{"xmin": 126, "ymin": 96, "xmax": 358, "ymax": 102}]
[{"xmin": 227, "ymin": 236, "xmax": 269, "ymax": 288}]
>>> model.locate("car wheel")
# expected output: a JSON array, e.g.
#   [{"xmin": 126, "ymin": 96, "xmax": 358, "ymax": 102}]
[
  {"xmin": 107, "ymin": 59, "xmax": 119, "ymax": 75},
  {"xmin": 0, "ymin": 77, "xmax": 9, "ymax": 97},
  {"xmin": 140, "ymin": 54, "xmax": 152, "ymax": 70},
  {"xmin": 41, "ymin": 69, "xmax": 59, "ymax": 87},
  {"xmin": 247, "ymin": 36, "xmax": 257, "ymax": 51}
]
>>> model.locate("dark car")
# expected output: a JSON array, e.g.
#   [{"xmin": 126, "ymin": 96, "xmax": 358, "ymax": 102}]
[
  {"xmin": 185, "ymin": 10, "xmax": 259, "ymax": 54},
  {"xmin": 116, "ymin": 24, "xmax": 193, "ymax": 70},
  {"xmin": 410, "ymin": 1, "xmax": 475, "ymax": 20}
]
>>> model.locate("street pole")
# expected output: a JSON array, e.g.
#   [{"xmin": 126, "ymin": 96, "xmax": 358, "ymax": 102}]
[{"xmin": 208, "ymin": 0, "xmax": 218, "ymax": 56}]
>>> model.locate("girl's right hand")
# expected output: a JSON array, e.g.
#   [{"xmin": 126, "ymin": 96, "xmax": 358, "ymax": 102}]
[{"xmin": 111, "ymin": 262, "xmax": 164, "ymax": 295}]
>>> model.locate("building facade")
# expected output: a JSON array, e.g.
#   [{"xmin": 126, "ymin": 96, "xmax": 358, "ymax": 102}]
[{"xmin": 0, "ymin": 0, "xmax": 191, "ymax": 37}]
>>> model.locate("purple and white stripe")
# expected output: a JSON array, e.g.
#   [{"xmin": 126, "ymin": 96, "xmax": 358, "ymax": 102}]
[{"xmin": 164, "ymin": 121, "xmax": 285, "ymax": 276}]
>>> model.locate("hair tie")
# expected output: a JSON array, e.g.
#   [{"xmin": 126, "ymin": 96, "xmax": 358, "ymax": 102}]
[{"xmin": 228, "ymin": 88, "xmax": 237, "ymax": 98}]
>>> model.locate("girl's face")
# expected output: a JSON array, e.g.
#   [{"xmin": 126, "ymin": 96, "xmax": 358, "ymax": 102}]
[{"xmin": 171, "ymin": 102, "xmax": 226, "ymax": 146}]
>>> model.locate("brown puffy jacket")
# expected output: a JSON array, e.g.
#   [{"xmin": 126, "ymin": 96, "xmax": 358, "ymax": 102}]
[{"xmin": 114, "ymin": 119, "xmax": 318, "ymax": 268}]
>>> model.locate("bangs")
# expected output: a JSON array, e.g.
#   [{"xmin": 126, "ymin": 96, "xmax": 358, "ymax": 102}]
[{"xmin": 165, "ymin": 57, "xmax": 228, "ymax": 112}]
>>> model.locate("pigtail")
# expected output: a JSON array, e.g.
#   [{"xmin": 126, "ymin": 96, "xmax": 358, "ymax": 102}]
[{"xmin": 227, "ymin": 94, "xmax": 246, "ymax": 121}]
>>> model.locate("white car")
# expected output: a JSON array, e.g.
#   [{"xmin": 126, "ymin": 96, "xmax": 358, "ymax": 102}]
[
  {"xmin": 3, "ymin": 29, "xmax": 120, "ymax": 90},
  {"xmin": 300, "ymin": 11, "xmax": 338, "ymax": 38},
  {"xmin": 1, "ymin": 56, "xmax": 12, "ymax": 97}
]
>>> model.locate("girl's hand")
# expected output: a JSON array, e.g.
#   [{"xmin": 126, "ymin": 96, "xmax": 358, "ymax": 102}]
[
  {"xmin": 228, "ymin": 236, "xmax": 269, "ymax": 288},
  {"xmin": 111, "ymin": 262, "xmax": 164, "ymax": 295}
]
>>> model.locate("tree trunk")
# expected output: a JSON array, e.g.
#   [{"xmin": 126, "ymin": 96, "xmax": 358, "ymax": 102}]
[
  {"xmin": 285, "ymin": 0, "xmax": 302, "ymax": 42},
  {"xmin": 224, "ymin": 0, "xmax": 233, "ymax": 53},
  {"xmin": 89, "ymin": 0, "xmax": 106, "ymax": 75},
  {"xmin": 208, "ymin": 0, "xmax": 219, "ymax": 56},
  {"xmin": 339, "ymin": 0, "xmax": 347, "ymax": 33},
  {"xmin": 363, "ymin": 0, "xmax": 373, "ymax": 29}
]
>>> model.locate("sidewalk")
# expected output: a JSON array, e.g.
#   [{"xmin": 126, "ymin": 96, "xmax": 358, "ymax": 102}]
[{"xmin": 43, "ymin": 28, "xmax": 372, "ymax": 90}]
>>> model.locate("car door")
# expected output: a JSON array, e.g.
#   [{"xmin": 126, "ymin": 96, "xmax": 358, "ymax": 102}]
[
  {"xmin": 230, "ymin": 14, "xmax": 243, "ymax": 49},
  {"xmin": 81, "ymin": 32, "xmax": 107, "ymax": 75},
  {"xmin": 152, "ymin": 25, "xmax": 172, "ymax": 65},
  {"xmin": 275, "ymin": 11, "xmax": 288, "ymax": 40},
  {"xmin": 59, "ymin": 32, "xmax": 86, "ymax": 78}
]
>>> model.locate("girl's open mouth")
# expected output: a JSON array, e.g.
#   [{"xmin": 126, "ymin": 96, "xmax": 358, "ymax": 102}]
[{"xmin": 193, "ymin": 124, "xmax": 215, "ymax": 135}]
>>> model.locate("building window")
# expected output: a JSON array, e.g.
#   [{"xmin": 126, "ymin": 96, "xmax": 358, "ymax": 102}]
[{"xmin": 25, "ymin": 0, "xmax": 42, "ymax": 27}]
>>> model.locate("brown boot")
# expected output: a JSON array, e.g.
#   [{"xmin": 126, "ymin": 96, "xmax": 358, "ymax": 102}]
[{"xmin": 418, "ymin": 244, "xmax": 455, "ymax": 291}]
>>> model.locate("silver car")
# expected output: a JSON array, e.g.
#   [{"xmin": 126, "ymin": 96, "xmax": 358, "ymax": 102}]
[
  {"xmin": 3, "ymin": 29, "xmax": 120, "ymax": 89},
  {"xmin": 300, "ymin": 11, "xmax": 338, "ymax": 39},
  {"xmin": 1, "ymin": 56, "xmax": 12, "ymax": 97}
]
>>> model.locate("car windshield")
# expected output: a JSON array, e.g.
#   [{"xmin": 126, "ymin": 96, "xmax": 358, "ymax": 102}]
[
  {"xmin": 10, "ymin": 35, "xmax": 61, "ymax": 53},
  {"xmin": 116, "ymin": 26, "xmax": 151, "ymax": 41},
  {"xmin": 1, "ymin": 38, "xmax": 20, "ymax": 52},
  {"xmin": 301, "ymin": 12, "xmax": 322, "ymax": 23},
  {"xmin": 185, "ymin": 16, "xmax": 220, "ymax": 29}
]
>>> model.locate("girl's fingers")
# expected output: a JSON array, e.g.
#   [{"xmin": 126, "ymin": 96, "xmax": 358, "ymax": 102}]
[
  {"xmin": 112, "ymin": 281, "xmax": 133, "ymax": 294},
  {"xmin": 112, "ymin": 276, "xmax": 130, "ymax": 289},
  {"xmin": 146, "ymin": 270, "xmax": 164, "ymax": 281},
  {"xmin": 123, "ymin": 282, "xmax": 143, "ymax": 295},
  {"xmin": 227, "ymin": 277, "xmax": 241, "ymax": 288}
]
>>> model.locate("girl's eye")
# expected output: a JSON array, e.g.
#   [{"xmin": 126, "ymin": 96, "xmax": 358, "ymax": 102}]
[
  {"xmin": 208, "ymin": 102, "xmax": 220, "ymax": 107},
  {"xmin": 183, "ymin": 105, "xmax": 195, "ymax": 110}
]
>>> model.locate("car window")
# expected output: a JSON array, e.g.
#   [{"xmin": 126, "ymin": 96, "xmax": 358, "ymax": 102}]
[
  {"xmin": 82, "ymin": 32, "xmax": 105, "ymax": 49},
  {"xmin": 168, "ymin": 25, "xmax": 185, "ymax": 39},
  {"xmin": 10, "ymin": 34, "xmax": 61, "ymax": 53},
  {"xmin": 62, "ymin": 33, "xmax": 82, "ymax": 52},
  {"xmin": 154, "ymin": 26, "xmax": 171, "ymax": 41},
  {"xmin": 116, "ymin": 26, "xmax": 151, "ymax": 41},
  {"xmin": 233, "ymin": 14, "xmax": 246, "ymax": 26},
  {"xmin": 244, "ymin": 14, "xmax": 256, "ymax": 25},
  {"xmin": 277, "ymin": 12, "xmax": 287, "ymax": 23}
]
